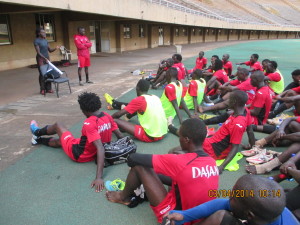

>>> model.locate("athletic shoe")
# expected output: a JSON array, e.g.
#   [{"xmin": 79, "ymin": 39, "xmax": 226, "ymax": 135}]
[
  {"xmin": 79, "ymin": 81, "xmax": 84, "ymax": 86},
  {"xmin": 104, "ymin": 93, "xmax": 114, "ymax": 105},
  {"xmin": 30, "ymin": 120, "xmax": 39, "ymax": 136},
  {"xmin": 203, "ymin": 102, "xmax": 214, "ymax": 107},
  {"xmin": 46, "ymin": 90, "xmax": 54, "ymax": 93},
  {"xmin": 167, "ymin": 116, "xmax": 173, "ymax": 126},
  {"xmin": 246, "ymin": 149, "xmax": 274, "ymax": 164},
  {"xmin": 86, "ymin": 80, "xmax": 94, "ymax": 84},
  {"xmin": 105, "ymin": 178, "xmax": 125, "ymax": 191},
  {"xmin": 267, "ymin": 114, "xmax": 292, "ymax": 125},
  {"xmin": 31, "ymin": 135, "xmax": 39, "ymax": 145},
  {"xmin": 199, "ymin": 114, "xmax": 217, "ymax": 120},
  {"xmin": 241, "ymin": 145, "xmax": 262, "ymax": 157}
]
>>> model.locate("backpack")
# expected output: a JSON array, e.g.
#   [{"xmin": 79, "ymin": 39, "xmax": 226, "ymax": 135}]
[{"xmin": 103, "ymin": 136, "xmax": 137, "ymax": 167}]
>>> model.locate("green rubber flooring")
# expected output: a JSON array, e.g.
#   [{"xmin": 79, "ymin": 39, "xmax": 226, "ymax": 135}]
[{"xmin": 1, "ymin": 39, "xmax": 300, "ymax": 225}]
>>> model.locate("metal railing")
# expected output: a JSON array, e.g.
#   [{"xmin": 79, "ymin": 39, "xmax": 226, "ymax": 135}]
[{"xmin": 147, "ymin": 0, "xmax": 300, "ymax": 28}]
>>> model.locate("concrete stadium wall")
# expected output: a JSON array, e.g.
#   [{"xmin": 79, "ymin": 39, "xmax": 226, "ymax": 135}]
[{"xmin": 0, "ymin": 12, "xmax": 64, "ymax": 70}]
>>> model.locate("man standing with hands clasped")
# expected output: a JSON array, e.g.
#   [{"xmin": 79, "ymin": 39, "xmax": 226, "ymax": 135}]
[{"xmin": 74, "ymin": 27, "xmax": 93, "ymax": 86}]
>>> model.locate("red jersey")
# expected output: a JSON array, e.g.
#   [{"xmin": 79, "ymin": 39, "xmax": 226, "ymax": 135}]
[
  {"xmin": 244, "ymin": 61, "xmax": 263, "ymax": 71},
  {"xmin": 72, "ymin": 112, "xmax": 118, "ymax": 162},
  {"xmin": 153, "ymin": 153, "xmax": 219, "ymax": 220},
  {"xmin": 213, "ymin": 69, "xmax": 229, "ymax": 84},
  {"xmin": 74, "ymin": 34, "xmax": 92, "ymax": 58},
  {"xmin": 204, "ymin": 109, "xmax": 251, "ymax": 159},
  {"xmin": 188, "ymin": 80, "xmax": 199, "ymax": 96},
  {"xmin": 236, "ymin": 78, "xmax": 256, "ymax": 105},
  {"xmin": 165, "ymin": 83, "xmax": 185, "ymax": 101},
  {"xmin": 265, "ymin": 72, "xmax": 281, "ymax": 82},
  {"xmin": 124, "ymin": 96, "xmax": 147, "ymax": 114},
  {"xmin": 194, "ymin": 57, "xmax": 207, "ymax": 70},
  {"xmin": 292, "ymin": 86, "xmax": 300, "ymax": 94},
  {"xmin": 222, "ymin": 60, "xmax": 233, "ymax": 75},
  {"xmin": 173, "ymin": 63, "xmax": 185, "ymax": 80},
  {"xmin": 249, "ymin": 86, "xmax": 272, "ymax": 125},
  {"xmin": 229, "ymin": 79, "xmax": 242, "ymax": 86}
]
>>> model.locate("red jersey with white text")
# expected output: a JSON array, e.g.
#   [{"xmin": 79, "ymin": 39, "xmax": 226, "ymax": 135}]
[
  {"xmin": 72, "ymin": 112, "xmax": 118, "ymax": 162},
  {"xmin": 244, "ymin": 61, "xmax": 263, "ymax": 71},
  {"xmin": 222, "ymin": 60, "xmax": 233, "ymax": 75},
  {"xmin": 194, "ymin": 57, "xmax": 207, "ymax": 70},
  {"xmin": 74, "ymin": 34, "xmax": 92, "ymax": 58},
  {"xmin": 213, "ymin": 69, "xmax": 229, "ymax": 84},
  {"xmin": 204, "ymin": 109, "xmax": 251, "ymax": 159},
  {"xmin": 231, "ymin": 78, "xmax": 256, "ymax": 105},
  {"xmin": 153, "ymin": 153, "xmax": 219, "ymax": 222},
  {"xmin": 173, "ymin": 63, "xmax": 185, "ymax": 80},
  {"xmin": 249, "ymin": 86, "xmax": 272, "ymax": 125}
]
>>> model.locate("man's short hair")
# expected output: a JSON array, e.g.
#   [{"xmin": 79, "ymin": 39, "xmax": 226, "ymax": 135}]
[
  {"xmin": 77, "ymin": 27, "xmax": 84, "ymax": 32},
  {"xmin": 291, "ymin": 69, "xmax": 300, "ymax": 76},
  {"xmin": 173, "ymin": 54, "xmax": 182, "ymax": 62},
  {"xmin": 252, "ymin": 70, "xmax": 265, "ymax": 81},
  {"xmin": 234, "ymin": 175, "xmax": 285, "ymax": 222},
  {"xmin": 231, "ymin": 90, "xmax": 248, "ymax": 106},
  {"xmin": 137, "ymin": 79, "xmax": 150, "ymax": 92},
  {"xmin": 78, "ymin": 92, "xmax": 101, "ymax": 113},
  {"xmin": 262, "ymin": 59, "xmax": 270, "ymax": 64},
  {"xmin": 252, "ymin": 54, "xmax": 259, "ymax": 59},
  {"xmin": 167, "ymin": 67, "xmax": 178, "ymax": 79},
  {"xmin": 193, "ymin": 69, "xmax": 203, "ymax": 79},
  {"xmin": 238, "ymin": 67, "xmax": 249, "ymax": 76},
  {"xmin": 214, "ymin": 59, "xmax": 223, "ymax": 71},
  {"xmin": 212, "ymin": 55, "xmax": 219, "ymax": 59},
  {"xmin": 269, "ymin": 61, "xmax": 278, "ymax": 69},
  {"xmin": 180, "ymin": 119, "xmax": 207, "ymax": 145}
]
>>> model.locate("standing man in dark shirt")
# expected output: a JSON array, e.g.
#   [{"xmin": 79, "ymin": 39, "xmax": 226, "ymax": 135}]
[{"xmin": 34, "ymin": 28, "xmax": 59, "ymax": 95}]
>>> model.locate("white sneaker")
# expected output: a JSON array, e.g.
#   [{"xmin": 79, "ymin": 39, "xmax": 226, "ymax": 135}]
[
  {"xmin": 246, "ymin": 149, "xmax": 274, "ymax": 164},
  {"xmin": 31, "ymin": 135, "xmax": 38, "ymax": 145},
  {"xmin": 167, "ymin": 116, "xmax": 173, "ymax": 126}
]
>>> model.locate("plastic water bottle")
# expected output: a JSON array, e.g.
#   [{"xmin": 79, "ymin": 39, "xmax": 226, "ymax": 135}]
[
  {"xmin": 276, "ymin": 119, "xmax": 283, "ymax": 130},
  {"xmin": 218, "ymin": 123, "xmax": 223, "ymax": 130}
]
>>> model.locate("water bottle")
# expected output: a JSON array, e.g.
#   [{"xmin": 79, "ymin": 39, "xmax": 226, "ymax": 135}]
[
  {"xmin": 218, "ymin": 123, "xmax": 223, "ymax": 130},
  {"xmin": 276, "ymin": 119, "xmax": 283, "ymax": 130}
]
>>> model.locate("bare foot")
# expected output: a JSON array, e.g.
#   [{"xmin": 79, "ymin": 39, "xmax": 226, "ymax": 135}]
[
  {"xmin": 245, "ymin": 165, "xmax": 257, "ymax": 174},
  {"xmin": 198, "ymin": 106, "xmax": 204, "ymax": 113},
  {"xmin": 106, "ymin": 191, "xmax": 130, "ymax": 205}
]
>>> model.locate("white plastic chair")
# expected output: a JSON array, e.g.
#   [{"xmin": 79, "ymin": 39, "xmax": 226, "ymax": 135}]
[{"xmin": 59, "ymin": 46, "xmax": 72, "ymax": 61}]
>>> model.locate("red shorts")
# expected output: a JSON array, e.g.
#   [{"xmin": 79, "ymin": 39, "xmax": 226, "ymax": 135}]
[
  {"xmin": 134, "ymin": 125, "xmax": 163, "ymax": 143},
  {"xmin": 78, "ymin": 55, "xmax": 90, "ymax": 68},
  {"xmin": 203, "ymin": 139, "xmax": 230, "ymax": 160},
  {"xmin": 150, "ymin": 191, "xmax": 176, "ymax": 223},
  {"xmin": 60, "ymin": 131, "xmax": 80, "ymax": 162}
]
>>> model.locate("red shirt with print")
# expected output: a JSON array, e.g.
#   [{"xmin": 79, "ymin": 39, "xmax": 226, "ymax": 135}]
[
  {"xmin": 194, "ymin": 57, "xmax": 207, "ymax": 70},
  {"xmin": 244, "ymin": 61, "xmax": 263, "ymax": 71},
  {"xmin": 74, "ymin": 34, "xmax": 92, "ymax": 58},
  {"xmin": 76, "ymin": 112, "xmax": 118, "ymax": 162},
  {"xmin": 213, "ymin": 69, "xmax": 229, "ymax": 84},
  {"xmin": 152, "ymin": 153, "xmax": 219, "ymax": 223},
  {"xmin": 249, "ymin": 86, "xmax": 272, "ymax": 125},
  {"xmin": 222, "ymin": 60, "xmax": 233, "ymax": 75}
]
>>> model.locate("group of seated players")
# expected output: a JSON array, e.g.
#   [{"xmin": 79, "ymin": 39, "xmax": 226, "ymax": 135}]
[{"xmin": 29, "ymin": 51, "xmax": 300, "ymax": 225}]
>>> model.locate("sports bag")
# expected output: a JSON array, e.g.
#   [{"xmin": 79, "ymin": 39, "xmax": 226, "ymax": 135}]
[{"xmin": 104, "ymin": 136, "xmax": 137, "ymax": 166}]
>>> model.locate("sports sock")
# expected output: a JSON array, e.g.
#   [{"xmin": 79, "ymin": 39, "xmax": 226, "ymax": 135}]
[
  {"xmin": 268, "ymin": 104, "xmax": 288, "ymax": 119},
  {"xmin": 34, "ymin": 126, "xmax": 48, "ymax": 137},
  {"xmin": 262, "ymin": 125, "xmax": 276, "ymax": 134},
  {"xmin": 203, "ymin": 112, "xmax": 229, "ymax": 125},
  {"xmin": 255, "ymin": 157, "xmax": 282, "ymax": 174},
  {"xmin": 251, "ymin": 125, "xmax": 257, "ymax": 131},
  {"xmin": 168, "ymin": 125, "xmax": 178, "ymax": 136},
  {"xmin": 112, "ymin": 100, "xmax": 128, "ymax": 110},
  {"xmin": 35, "ymin": 137, "xmax": 52, "ymax": 146}
]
